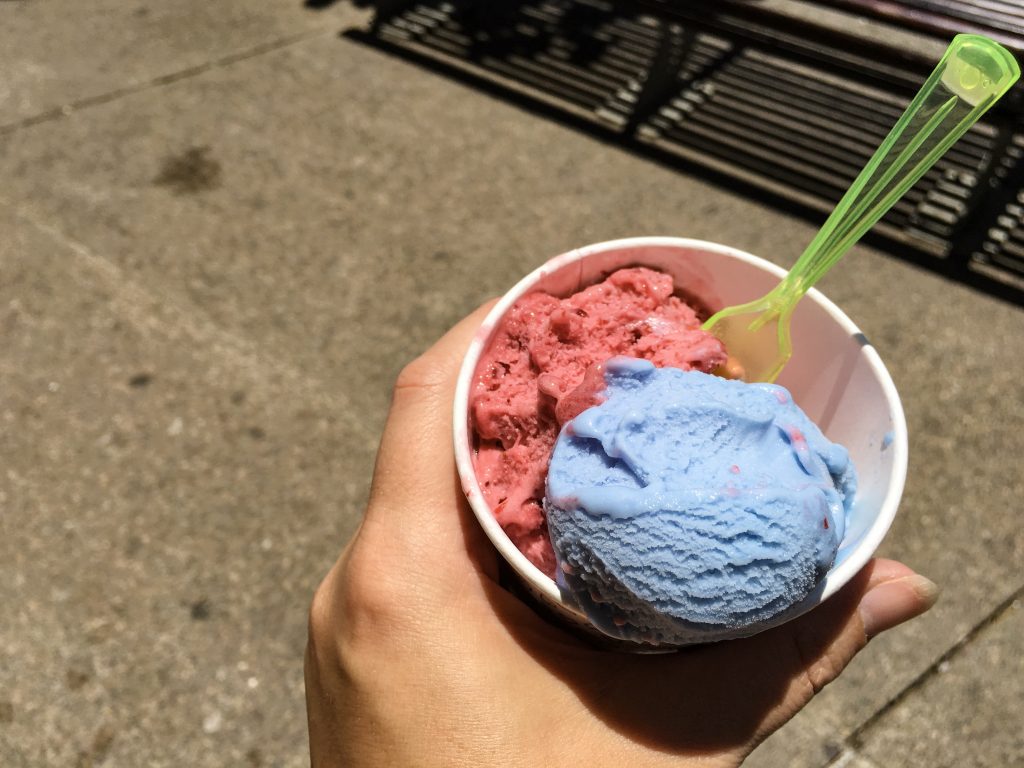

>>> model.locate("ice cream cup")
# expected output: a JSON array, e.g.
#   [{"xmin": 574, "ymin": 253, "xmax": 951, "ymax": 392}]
[{"xmin": 453, "ymin": 237, "xmax": 908, "ymax": 649}]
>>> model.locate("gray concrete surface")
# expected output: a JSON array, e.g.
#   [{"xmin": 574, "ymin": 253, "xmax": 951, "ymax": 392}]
[
  {"xmin": 858, "ymin": 599, "xmax": 1024, "ymax": 768},
  {"xmin": 0, "ymin": 0, "xmax": 344, "ymax": 128},
  {"xmin": 1, "ymin": 2, "xmax": 1022, "ymax": 766},
  {"xmin": 0, "ymin": 202, "xmax": 376, "ymax": 766}
]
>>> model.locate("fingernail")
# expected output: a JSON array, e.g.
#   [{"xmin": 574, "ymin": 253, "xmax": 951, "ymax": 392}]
[{"xmin": 859, "ymin": 575, "xmax": 940, "ymax": 639}]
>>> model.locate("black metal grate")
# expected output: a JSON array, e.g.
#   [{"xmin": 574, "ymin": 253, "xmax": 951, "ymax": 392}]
[
  {"xmin": 639, "ymin": 46, "xmax": 1000, "ymax": 256},
  {"xmin": 971, "ymin": 135, "xmax": 1024, "ymax": 291},
  {"xmin": 817, "ymin": 0, "xmax": 1024, "ymax": 50},
  {"xmin": 351, "ymin": 0, "xmax": 1024, "ymax": 304},
  {"xmin": 371, "ymin": 1, "xmax": 730, "ymax": 129}
]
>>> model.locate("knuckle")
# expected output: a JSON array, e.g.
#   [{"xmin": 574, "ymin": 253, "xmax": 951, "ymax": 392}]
[
  {"xmin": 336, "ymin": 546, "xmax": 406, "ymax": 649},
  {"xmin": 307, "ymin": 573, "xmax": 342, "ymax": 672},
  {"xmin": 790, "ymin": 625, "xmax": 848, "ymax": 696},
  {"xmin": 394, "ymin": 356, "xmax": 431, "ymax": 391},
  {"xmin": 306, "ymin": 544, "xmax": 409, "ymax": 685},
  {"xmin": 393, "ymin": 353, "xmax": 447, "ymax": 396},
  {"xmin": 308, "ymin": 576, "xmax": 334, "ymax": 646},
  {"xmin": 802, "ymin": 651, "xmax": 843, "ymax": 695}
]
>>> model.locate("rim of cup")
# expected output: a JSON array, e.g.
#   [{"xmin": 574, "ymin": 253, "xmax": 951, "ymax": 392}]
[{"xmin": 453, "ymin": 236, "xmax": 908, "ymax": 637}]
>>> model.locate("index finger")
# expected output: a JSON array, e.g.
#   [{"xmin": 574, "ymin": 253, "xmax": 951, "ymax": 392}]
[{"xmin": 362, "ymin": 300, "xmax": 498, "ymax": 554}]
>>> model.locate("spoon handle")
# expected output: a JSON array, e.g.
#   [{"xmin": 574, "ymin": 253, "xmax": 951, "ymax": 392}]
[{"xmin": 779, "ymin": 34, "xmax": 1020, "ymax": 298}]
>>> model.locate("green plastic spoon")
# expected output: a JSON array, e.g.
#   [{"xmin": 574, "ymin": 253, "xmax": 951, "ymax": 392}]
[{"xmin": 703, "ymin": 34, "xmax": 1020, "ymax": 383}]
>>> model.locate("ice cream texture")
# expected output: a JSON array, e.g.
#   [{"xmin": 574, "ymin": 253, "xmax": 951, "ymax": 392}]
[
  {"xmin": 471, "ymin": 267, "xmax": 727, "ymax": 576},
  {"xmin": 546, "ymin": 358, "xmax": 856, "ymax": 644}
]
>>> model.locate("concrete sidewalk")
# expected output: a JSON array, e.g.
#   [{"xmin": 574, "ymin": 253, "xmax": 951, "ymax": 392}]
[{"xmin": 1, "ymin": 2, "xmax": 1021, "ymax": 766}]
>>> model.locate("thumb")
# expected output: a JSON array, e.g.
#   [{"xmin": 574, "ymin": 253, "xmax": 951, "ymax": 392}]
[
  {"xmin": 746, "ymin": 558, "xmax": 939, "ymax": 745},
  {"xmin": 540, "ymin": 558, "xmax": 938, "ymax": 763}
]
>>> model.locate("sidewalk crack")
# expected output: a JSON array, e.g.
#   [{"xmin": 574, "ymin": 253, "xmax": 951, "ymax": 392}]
[
  {"xmin": 825, "ymin": 746, "xmax": 881, "ymax": 768},
  {"xmin": 0, "ymin": 28, "xmax": 332, "ymax": 136},
  {"xmin": 828, "ymin": 582, "xmax": 1024, "ymax": 763}
]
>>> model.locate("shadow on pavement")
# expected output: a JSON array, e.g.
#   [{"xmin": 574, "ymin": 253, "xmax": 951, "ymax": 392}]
[{"xmin": 337, "ymin": 0, "xmax": 1024, "ymax": 307}]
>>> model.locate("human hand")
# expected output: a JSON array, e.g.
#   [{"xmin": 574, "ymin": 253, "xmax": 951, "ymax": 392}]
[{"xmin": 305, "ymin": 302, "xmax": 938, "ymax": 768}]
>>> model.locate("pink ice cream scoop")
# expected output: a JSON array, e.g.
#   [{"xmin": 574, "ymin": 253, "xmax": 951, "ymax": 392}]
[{"xmin": 470, "ymin": 267, "xmax": 727, "ymax": 576}]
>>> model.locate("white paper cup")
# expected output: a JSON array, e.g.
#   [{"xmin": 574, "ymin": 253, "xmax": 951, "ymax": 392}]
[{"xmin": 453, "ymin": 237, "xmax": 907, "ymax": 648}]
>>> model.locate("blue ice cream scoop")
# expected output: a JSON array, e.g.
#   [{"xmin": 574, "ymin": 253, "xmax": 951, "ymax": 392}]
[{"xmin": 545, "ymin": 358, "xmax": 856, "ymax": 646}]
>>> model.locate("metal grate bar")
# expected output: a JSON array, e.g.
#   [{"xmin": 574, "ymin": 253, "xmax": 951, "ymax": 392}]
[{"xmin": 814, "ymin": 0, "xmax": 1024, "ymax": 49}]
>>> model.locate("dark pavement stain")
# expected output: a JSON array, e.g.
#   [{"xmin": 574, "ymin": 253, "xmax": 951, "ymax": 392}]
[
  {"xmin": 128, "ymin": 372, "xmax": 153, "ymax": 388},
  {"xmin": 74, "ymin": 724, "xmax": 115, "ymax": 768},
  {"xmin": 66, "ymin": 667, "xmax": 92, "ymax": 690},
  {"xmin": 247, "ymin": 426, "xmax": 266, "ymax": 440},
  {"xmin": 154, "ymin": 146, "xmax": 222, "ymax": 195},
  {"xmin": 125, "ymin": 535, "xmax": 143, "ymax": 556},
  {"xmin": 230, "ymin": 390, "xmax": 246, "ymax": 405},
  {"xmin": 190, "ymin": 598, "xmax": 211, "ymax": 621},
  {"xmin": 0, "ymin": 701, "xmax": 13, "ymax": 724},
  {"xmin": 246, "ymin": 747, "xmax": 264, "ymax": 766}
]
